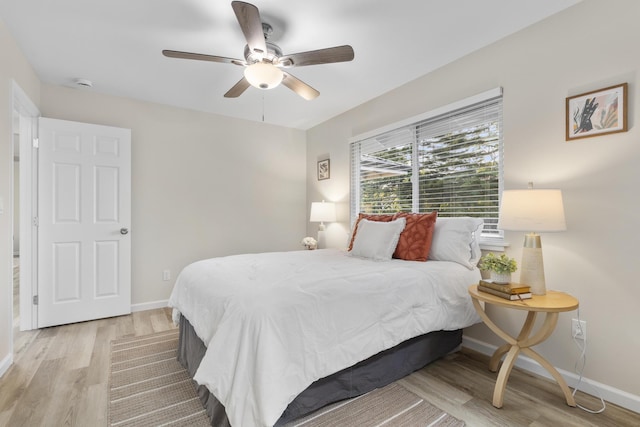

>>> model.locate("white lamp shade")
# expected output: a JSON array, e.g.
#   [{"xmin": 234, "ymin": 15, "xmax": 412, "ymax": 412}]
[
  {"xmin": 310, "ymin": 201, "xmax": 336, "ymax": 223},
  {"xmin": 498, "ymin": 189, "xmax": 566, "ymax": 232},
  {"xmin": 244, "ymin": 62, "xmax": 283, "ymax": 90}
]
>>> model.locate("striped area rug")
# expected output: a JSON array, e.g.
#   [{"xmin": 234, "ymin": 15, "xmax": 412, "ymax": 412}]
[
  {"xmin": 283, "ymin": 383, "xmax": 464, "ymax": 427},
  {"xmin": 109, "ymin": 330, "xmax": 464, "ymax": 427},
  {"xmin": 108, "ymin": 329, "xmax": 210, "ymax": 427}
]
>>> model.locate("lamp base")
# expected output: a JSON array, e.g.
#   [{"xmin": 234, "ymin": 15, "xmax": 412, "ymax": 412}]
[
  {"xmin": 316, "ymin": 222, "xmax": 327, "ymax": 249},
  {"xmin": 520, "ymin": 234, "xmax": 546, "ymax": 295},
  {"xmin": 317, "ymin": 230, "xmax": 327, "ymax": 249}
]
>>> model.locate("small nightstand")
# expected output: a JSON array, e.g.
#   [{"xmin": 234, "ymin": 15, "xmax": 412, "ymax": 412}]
[{"xmin": 468, "ymin": 284, "xmax": 579, "ymax": 408}]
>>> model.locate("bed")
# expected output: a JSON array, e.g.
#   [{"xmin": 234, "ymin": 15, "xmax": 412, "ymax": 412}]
[{"xmin": 169, "ymin": 215, "xmax": 484, "ymax": 427}]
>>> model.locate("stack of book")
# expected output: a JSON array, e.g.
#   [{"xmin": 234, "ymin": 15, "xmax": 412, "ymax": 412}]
[{"xmin": 478, "ymin": 280, "xmax": 532, "ymax": 300}]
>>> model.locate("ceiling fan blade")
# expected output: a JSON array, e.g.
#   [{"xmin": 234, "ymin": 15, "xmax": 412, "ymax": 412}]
[
  {"xmin": 224, "ymin": 77, "xmax": 251, "ymax": 98},
  {"xmin": 231, "ymin": 1, "xmax": 267, "ymax": 57},
  {"xmin": 278, "ymin": 45, "xmax": 355, "ymax": 67},
  {"xmin": 281, "ymin": 72, "xmax": 319, "ymax": 100},
  {"xmin": 163, "ymin": 50, "xmax": 246, "ymax": 66}
]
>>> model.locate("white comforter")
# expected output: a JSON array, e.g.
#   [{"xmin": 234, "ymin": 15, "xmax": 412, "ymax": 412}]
[{"xmin": 169, "ymin": 249, "xmax": 481, "ymax": 427}]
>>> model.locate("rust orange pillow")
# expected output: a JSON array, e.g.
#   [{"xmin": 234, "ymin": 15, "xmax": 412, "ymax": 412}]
[
  {"xmin": 392, "ymin": 211, "xmax": 438, "ymax": 261},
  {"xmin": 348, "ymin": 213, "xmax": 396, "ymax": 251}
]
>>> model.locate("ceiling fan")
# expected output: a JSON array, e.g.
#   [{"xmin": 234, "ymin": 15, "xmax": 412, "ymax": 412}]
[{"xmin": 162, "ymin": 1, "xmax": 355, "ymax": 100}]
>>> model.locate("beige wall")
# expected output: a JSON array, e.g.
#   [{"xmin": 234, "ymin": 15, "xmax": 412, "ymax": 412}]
[
  {"xmin": 0, "ymin": 19, "xmax": 41, "ymax": 369},
  {"xmin": 39, "ymin": 84, "xmax": 307, "ymax": 305},
  {"xmin": 307, "ymin": 0, "xmax": 640, "ymax": 401}
]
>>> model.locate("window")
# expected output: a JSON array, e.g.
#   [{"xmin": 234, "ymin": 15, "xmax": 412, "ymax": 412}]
[{"xmin": 350, "ymin": 88, "xmax": 503, "ymax": 237}]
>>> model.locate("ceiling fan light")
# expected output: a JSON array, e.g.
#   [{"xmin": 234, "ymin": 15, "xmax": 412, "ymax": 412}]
[{"xmin": 244, "ymin": 62, "xmax": 283, "ymax": 90}]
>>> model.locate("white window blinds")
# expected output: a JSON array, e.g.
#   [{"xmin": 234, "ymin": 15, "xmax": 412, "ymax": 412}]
[{"xmin": 350, "ymin": 90, "xmax": 503, "ymax": 236}]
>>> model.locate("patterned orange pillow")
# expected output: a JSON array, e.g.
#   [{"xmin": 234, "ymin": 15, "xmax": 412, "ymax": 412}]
[
  {"xmin": 392, "ymin": 211, "xmax": 438, "ymax": 261},
  {"xmin": 348, "ymin": 213, "xmax": 396, "ymax": 251}
]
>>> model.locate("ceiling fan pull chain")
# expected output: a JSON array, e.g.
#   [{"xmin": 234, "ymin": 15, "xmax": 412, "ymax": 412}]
[{"xmin": 262, "ymin": 93, "xmax": 265, "ymax": 122}]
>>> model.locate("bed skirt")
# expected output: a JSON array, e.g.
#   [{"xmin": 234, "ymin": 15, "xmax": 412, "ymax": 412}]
[{"xmin": 177, "ymin": 314, "xmax": 462, "ymax": 426}]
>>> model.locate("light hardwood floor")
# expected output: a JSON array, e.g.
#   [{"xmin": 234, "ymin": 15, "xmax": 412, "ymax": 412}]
[{"xmin": 1, "ymin": 306, "xmax": 639, "ymax": 426}]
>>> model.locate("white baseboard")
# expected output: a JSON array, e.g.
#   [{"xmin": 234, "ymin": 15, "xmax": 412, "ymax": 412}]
[
  {"xmin": 130, "ymin": 300, "xmax": 169, "ymax": 313},
  {"xmin": 0, "ymin": 352, "xmax": 13, "ymax": 378},
  {"xmin": 462, "ymin": 336, "xmax": 640, "ymax": 414}
]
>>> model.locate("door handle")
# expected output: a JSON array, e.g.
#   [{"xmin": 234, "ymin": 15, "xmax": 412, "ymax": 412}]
[{"xmin": 120, "ymin": 227, "xmax": 129, "ymax": 235}]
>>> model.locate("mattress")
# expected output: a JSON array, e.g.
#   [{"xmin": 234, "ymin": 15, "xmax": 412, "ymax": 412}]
[{"xmin": 169, "ymin": 248, "xmax": 481, "ymax": 427}]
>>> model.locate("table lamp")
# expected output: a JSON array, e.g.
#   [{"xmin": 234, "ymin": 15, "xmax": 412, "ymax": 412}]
[
  {"xmin": 497, "ymin": 183, "xmax": 566, "ymax": 295},
  {"xmin": 310, "ymin": 200, "xmax": 336, "ymax": 249}
]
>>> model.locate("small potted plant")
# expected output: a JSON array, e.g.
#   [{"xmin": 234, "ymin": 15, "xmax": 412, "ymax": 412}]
[{"xmin": 478, "ymin": 252, "xmax": 517, "ymax": 284}]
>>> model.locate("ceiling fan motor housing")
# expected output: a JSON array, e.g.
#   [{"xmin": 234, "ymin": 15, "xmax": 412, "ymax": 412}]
[{"xmin": 243, "ymin": 41, "xmax": 283, "ymax": 65}]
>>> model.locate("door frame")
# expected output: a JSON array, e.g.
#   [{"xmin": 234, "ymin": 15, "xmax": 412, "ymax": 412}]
[{"xmin": 11, "ymin": 80, "xmax": 40, "ymax": 332}]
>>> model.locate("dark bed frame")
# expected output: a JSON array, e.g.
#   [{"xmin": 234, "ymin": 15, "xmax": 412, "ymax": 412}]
[{"xmin": 177, "ymin": 314, "xmax": 462, "ymax": 426}]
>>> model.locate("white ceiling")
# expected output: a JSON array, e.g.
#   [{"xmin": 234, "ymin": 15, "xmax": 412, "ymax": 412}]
[{"xmin": 0, "ymin": 0, "xmax": 580, "ymax": 130}]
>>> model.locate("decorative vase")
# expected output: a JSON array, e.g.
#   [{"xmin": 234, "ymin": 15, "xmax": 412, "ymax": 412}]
[{"xmin": 490, "ymin": 271, "xmax": 511, "ymax": 284}]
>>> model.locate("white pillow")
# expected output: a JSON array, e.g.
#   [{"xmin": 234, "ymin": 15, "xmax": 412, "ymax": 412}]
[
  {"xmin": 428, "ymin": 217, "xmax": 484, "ymax": 269},
  {"xmin": 350, "ymin": 217, "xmax": 406, "ymax": 261}
]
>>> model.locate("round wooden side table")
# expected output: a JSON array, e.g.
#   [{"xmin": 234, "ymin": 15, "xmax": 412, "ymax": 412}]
[{"xmin": 468, "ymin": 284, "xmax": 579, "ymax": 408}]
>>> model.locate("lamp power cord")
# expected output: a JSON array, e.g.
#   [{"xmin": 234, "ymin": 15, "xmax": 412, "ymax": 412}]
[{"xmin": 571, "ymin": 308, "xmax": 606, "ymax": 414}]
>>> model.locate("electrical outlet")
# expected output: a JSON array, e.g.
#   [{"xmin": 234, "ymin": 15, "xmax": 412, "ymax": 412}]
[
  {"xmin": 572, "ymin": 319, "xmax": 586, "ymax": 340},
  {"xmin": 163, "ymin": 270, "xmax": 171, "ymax": 281}
]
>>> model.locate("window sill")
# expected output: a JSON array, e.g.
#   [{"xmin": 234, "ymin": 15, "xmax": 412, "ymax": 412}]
[{"xmin": 479, "ymin": 236, "xmax": 510, "ymax": 252}]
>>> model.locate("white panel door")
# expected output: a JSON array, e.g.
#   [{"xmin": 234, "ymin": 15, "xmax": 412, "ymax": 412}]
[{"xmin": 38, "ymin": 118, "xmax": 131, "ymax": 327}]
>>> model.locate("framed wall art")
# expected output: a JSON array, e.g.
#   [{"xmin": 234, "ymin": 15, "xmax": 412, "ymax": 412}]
[
  {"xmin": 317, "ymin": 159, "xmax": 330, "ymax": 180},
  {"xmin": 566, "ymin": 83, "xmax": 628, "ymax": 141}
]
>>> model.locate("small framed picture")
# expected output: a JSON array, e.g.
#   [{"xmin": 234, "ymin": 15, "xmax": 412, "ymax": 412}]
[
  {"xmin": 317, "ymin": 159, "xmax": 330, "ymax": 180},
  {"xmin": 566, "ymin": 83, "xmax": 628, "ymax": 141}
]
